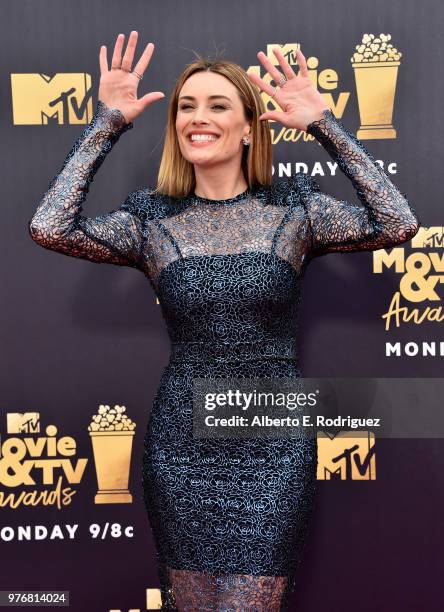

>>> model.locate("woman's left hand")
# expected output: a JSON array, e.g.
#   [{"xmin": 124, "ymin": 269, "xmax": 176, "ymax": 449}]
[{"xmin": 248, "ymin": 46, "xmax": 331, "ymax": 132}]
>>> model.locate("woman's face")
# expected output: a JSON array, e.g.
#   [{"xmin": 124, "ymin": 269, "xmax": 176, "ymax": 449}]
[{"xmin": 175, "ymin": 71, "xmax": 251, "ymax": 168}]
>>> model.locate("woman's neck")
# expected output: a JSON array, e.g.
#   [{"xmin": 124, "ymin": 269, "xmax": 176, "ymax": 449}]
[{"xmin": 193, "ymin": 169, "xmax": 248, "ymax": 200}]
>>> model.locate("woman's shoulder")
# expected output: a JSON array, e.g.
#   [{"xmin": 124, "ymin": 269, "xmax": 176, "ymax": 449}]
[
  {"xmin": 260, "ymin": 173, "xmax": 322, "ymax": 206},
  {"xmin": 119, "ymin": 187, "xmax": 177, "ymax": 221},
  {"xmin": 278, "ymin": 172, "xmax": 321, "ymax": 196}
]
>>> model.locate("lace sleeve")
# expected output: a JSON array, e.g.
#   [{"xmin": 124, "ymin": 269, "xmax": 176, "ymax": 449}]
[
  {"xmin": 298, "ymin": 108, "xmax": 421, "ymax": 258},
  {"xmin": 28, "ymin": 100, "xmax": 144, "ymax": 269}
]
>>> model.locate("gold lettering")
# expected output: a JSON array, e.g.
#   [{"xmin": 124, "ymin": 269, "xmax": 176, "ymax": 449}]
[{"xmin": 381, "ymin": 292, "xmax": 444, "ymax": 330}]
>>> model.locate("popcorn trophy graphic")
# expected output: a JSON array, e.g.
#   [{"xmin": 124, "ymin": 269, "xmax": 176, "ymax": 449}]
[
  {"xmin": 88, "ymin": 404, "xmax": 136, "ymax": 504},
  {"xmin": 351, "ymin": 33, "xmax": 402, "ymax": 139}
]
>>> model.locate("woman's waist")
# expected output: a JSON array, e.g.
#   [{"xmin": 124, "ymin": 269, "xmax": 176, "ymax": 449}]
[{"xmin": 168, "ymin": 338, "xmax": 299, "ymax": 364}]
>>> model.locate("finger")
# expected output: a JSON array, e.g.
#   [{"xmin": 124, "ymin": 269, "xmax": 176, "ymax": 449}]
[
  {"xmin": 247, "ymin": 71, "xmax": 272, "ymax": 94},
  {"xmin": 272, "ymin": 47, "xmax": 297, "ymax": 80},
  {"xmin": 259, "ymin": 111, "xmax": 288, "ymax": 123},
  {"xmin": 296, "ymin": 48, "xmax": 309, "ymax": 78},
  {"xmin": 247, "ymin": 71, "xmax": 285, "ymax": 108},
  {"xmin": 111, "ymin": 33, "xmax": 125, "ymax": 69},
  {"xmin": 121, "ymin": 30, "xmax": 138, "ymax": 72},
  {"xmin": 138, "ymin": 91, "xmax": 166, "ymax": 111},
  {"xmin": 257, "ymin": 50, "xmax": 288, "ymax": 86},
  {"xmin": 99, "ymin": 45, "xmax": 109, "ymax": 74},
  {"xmin": 133, "ymin": 42, "xmax": 155, "ymax": 77}
]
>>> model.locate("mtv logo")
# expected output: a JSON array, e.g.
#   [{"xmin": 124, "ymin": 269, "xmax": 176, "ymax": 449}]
[
  {"xmin": 411, "ymin": 226, "xmax": 444, "ymax": 249},
  {"xmin": 7, "ymin": 412, "xmax": 40, "ymax": 434},
  {"xmin": 266, "ymin": 43, "xmax": 300, "ymax": 66},
  {"xmin": 317, "ymin": 430, "xmax": 376, "ymax": 480},
  {"xmin": 10, "ymin": 73, "xmax": 93, "ymax": 125}
]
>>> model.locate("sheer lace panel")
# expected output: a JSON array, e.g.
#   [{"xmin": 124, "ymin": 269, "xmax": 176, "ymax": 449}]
[
  {"xmin": 272, "ymin": 202, "xmax": 311, "ymax": 274},
  {"xmin": 166, "ymin": 567, "xmax": 287, "ymax": 611},
  {"xmin": 303, "ymin": 108, "xmax": 421, "ymax": 256},
  {"xmin": 28, "ymin": 100, "xmax": 144, "ymax": 268},
  {"xmin": 142, "ymin": 196, "xmax": 311, "ymax": 291}
]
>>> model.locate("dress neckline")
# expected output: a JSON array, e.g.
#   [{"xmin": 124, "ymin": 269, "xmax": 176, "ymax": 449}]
[{"xmin": 190, "ymin": 186, "xmax": 253, "ymax": 205}]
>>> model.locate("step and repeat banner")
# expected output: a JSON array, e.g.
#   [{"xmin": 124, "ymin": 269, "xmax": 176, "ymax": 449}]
[{"xmin": 1, "ymin": 1, "xmax": 442, "ymax": 611}]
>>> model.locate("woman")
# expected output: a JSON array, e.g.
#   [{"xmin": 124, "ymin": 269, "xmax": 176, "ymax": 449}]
[{"xmin": 28, "ymin": 31, "xmax": 420, "ymax": 611}]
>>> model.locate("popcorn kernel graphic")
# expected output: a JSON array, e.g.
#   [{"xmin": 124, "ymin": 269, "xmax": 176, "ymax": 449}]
[
  {"xmin": 351, "ymin": 33, "xmax": 402, "ymax": 63},
  {"xmin": 88, "ymin": 404, "xmax": 136, "ymax": 432}
]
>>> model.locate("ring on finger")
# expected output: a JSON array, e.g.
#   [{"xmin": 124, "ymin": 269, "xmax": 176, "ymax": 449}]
[
  {"xmin": 276, "ymin": 75, "xmax": 287, "ymax": 87},
  {"xmin": 111, "ymin": 64, "xmax": 121, "ymax": 70},
  {"xmin": 131, "ymin": 69, "xmax": 143, "ymax": 81}
]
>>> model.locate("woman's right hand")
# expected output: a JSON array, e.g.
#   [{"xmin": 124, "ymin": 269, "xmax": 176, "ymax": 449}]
[{"xmin": 98, "ymin": 31, "xmax": 165, "ymax": 124}]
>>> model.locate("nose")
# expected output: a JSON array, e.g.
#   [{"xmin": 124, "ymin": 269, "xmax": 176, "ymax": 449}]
[{"xmin": 191, "ymin": 106, "xmax": 210, "ymax": 124}]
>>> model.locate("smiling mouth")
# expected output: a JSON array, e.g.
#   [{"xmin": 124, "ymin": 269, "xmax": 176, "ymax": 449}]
[{"xmin": 188, "ymin": 134, "xmax": 220, "ymax": 145}]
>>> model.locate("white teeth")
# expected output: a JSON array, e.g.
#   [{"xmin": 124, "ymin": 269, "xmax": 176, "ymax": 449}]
[{"xmin": 190, "ymin": 134, "xmax": 218, "ymax": 141}]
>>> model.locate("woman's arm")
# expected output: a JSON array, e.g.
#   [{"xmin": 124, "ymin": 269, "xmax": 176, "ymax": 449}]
[
  {"xmin": 301, "ymin": 108, "xmax": 421, "ymax": 257},
  {"xmin": 247, "ymin": 45, "xmax": 420, "ymax": 257},
  {"xmin": 28, "ymin": 100, "xmax": 144, "ymax": 268}
]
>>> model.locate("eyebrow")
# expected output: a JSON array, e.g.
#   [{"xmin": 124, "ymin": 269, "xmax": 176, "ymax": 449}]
[{"xmin": 178, "ymin": 95, "xmax": 232, "ymax": 102}]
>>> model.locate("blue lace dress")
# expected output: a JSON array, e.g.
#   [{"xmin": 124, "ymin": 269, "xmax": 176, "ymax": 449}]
[{"xmin": 28, "ymin": 100, "xmax": 420, "ymax": 611}]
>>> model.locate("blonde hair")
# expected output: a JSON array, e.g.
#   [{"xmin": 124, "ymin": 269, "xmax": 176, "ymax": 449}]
[{"xmin": 156, "ymin": 56, "xmax": 272, "ymax": 198}]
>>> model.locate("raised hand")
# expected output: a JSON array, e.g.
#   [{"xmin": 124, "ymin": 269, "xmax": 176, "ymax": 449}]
[
  {"xmin": 247, "ymin": 47, "xmax": 331, "ymax": 131},
  {"xmin": 98, "ymin": 31, "xmax": 165, "ymax": 123}
]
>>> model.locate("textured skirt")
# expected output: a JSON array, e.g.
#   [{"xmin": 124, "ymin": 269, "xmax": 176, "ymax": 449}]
[{"xmin": 142, "ymin": 342, "xmax": 318, "ymax": 612}]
